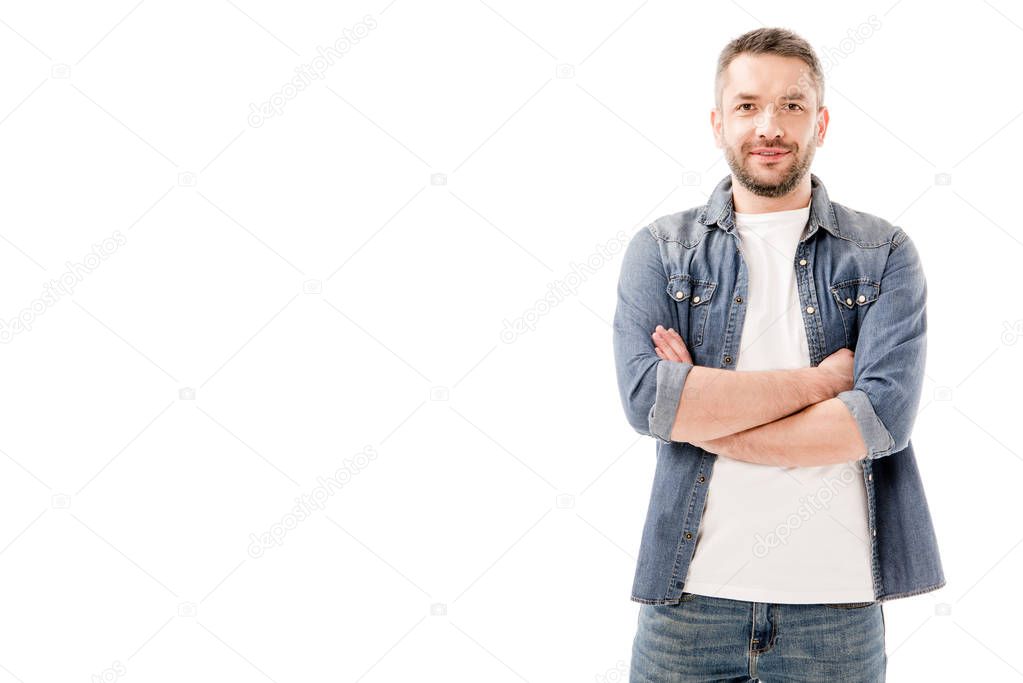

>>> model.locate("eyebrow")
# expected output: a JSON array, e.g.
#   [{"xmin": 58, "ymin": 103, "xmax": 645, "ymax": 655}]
[{"xmin": 731, "ymin": 92, "xmax": 807, "ymax": 102}]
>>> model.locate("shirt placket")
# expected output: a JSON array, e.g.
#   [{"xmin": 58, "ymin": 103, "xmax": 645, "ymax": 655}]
[{"xmin": 796, "ymin": 229, "xmax": 884, "ymax": 600}]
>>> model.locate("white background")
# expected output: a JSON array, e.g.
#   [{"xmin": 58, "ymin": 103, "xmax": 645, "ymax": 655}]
[{"xmin": 0, "ymin": 1, "xmax": 1019, "ymax": 681}]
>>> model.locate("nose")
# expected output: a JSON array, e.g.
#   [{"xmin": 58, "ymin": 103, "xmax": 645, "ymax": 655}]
[{"xmin": 754, "ymin": 103, "xmax": 784, "ymax": 139}]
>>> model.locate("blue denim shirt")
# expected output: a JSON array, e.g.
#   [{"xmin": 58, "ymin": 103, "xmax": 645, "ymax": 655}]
[{"xmin": 613, "ymin": 173, "xmax": 945, "ymax": 605}]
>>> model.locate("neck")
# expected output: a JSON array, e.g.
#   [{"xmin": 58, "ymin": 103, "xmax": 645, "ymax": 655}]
[{"xmin": 731, "ymin": 174, "xmax": 812, "ymax": 214}]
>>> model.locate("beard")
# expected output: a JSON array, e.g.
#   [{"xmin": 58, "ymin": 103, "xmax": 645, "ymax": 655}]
[{"xmin": 724, "ymin": 139, "xmax": 815, "ymax": 198}]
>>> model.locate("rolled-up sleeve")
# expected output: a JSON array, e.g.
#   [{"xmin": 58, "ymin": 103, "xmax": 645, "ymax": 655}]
[
  {"xmin": 648, "ymin": 360, "xmax": 694, "ymax": 443},
  {"xmin": 612, "ymin": 226, "xmax": 694, "ymax": 443},
  {"xmin": 836, "ymin": 228, "xmax": 927, "ymax": 460}
]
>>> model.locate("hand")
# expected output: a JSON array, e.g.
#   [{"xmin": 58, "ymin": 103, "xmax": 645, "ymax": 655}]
[
  {"xmin": 651, "ymin": 325, "xmax": 693, "ymax": 365},
  {"xmin": 651, "ymin": 326, "xmax": 732, "ymax": 457},
  {"xmin": 818, "ymin": 347, "xmax": 855, "ymax": 394}
]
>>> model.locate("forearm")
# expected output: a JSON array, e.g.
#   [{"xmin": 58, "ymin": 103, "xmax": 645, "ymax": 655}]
[
  {"xmin": 705, "ymin": 397, "xmax": 869, "ymax": 467},
  {"xmin": 669, "ymin": 365, "xmax": 837, "ymax": 443}
]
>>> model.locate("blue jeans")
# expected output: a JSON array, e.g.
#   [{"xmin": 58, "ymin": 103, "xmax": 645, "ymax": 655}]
[{"xmin": 630, "ymin": 592, "xmax": 886, "ymax": 682}]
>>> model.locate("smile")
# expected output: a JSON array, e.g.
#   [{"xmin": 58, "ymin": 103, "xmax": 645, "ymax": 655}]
[{"xmin": 750, "ymin": 150, "xmax": 791, "ymax": 161}]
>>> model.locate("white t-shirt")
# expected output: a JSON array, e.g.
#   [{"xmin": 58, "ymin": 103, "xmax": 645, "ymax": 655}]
[{"xmin": 681, "ymin": 202, "xmax": 875, "ymax": 603}]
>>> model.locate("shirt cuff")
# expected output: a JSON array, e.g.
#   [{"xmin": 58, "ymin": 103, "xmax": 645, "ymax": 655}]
[
  {"xmin": 648, "ymin": 360, "xmax": 694, "ymax": 444},
  {"xmin": 836, "ymin": 388, "xmax": 896, "ymax": 459}
]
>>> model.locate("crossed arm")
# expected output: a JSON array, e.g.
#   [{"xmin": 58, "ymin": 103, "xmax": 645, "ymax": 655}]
[
  {"xmin": 651, "ymin": 325, "xmax": 869, "ymax": 467},
  {"xmin": 613, "ymin": 226, "xmax": 926, "ymax": 468}
]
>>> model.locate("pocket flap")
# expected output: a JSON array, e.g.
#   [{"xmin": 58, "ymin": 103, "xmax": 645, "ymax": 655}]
[
  {"xmin": 830, "ymin": 278, "xmax": 880, "ymax": 309},
  {"xmin": 666, "ymin": 275, "xmax": 716, "ymax": 306}
]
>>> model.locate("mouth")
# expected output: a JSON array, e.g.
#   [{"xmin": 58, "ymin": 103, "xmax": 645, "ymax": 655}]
[{"xmin": 749, "ymin": 149, "xmax": 791, "ymax": 162}]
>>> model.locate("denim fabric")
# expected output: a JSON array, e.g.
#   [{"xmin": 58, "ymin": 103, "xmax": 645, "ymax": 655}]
[
  {"xmin": 630, "ymin": 592, "xmax": 886, "ymax": 681},
  {"xmin": 612, "ymin": 173, "xmax": 945, "ymax": 605}
]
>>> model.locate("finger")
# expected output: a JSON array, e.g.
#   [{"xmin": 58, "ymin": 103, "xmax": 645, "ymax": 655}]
[
  {"xmin": 660, "ymin": 328, "xmax": 692, "ymax": 362},
  {"xmin": 666, "ymin": 327, "xmax": 688, "ymax": 346},
  {"xmin": 666, "ymin": 328, "xmax": 693, "ymax": 363},
  {"xmin": 652, "ymin": 331, "xmax": 683, "ymax": 362},
  {"xmin": 652, "ymin": 325, "xmax": 686, "ymax": 362}
]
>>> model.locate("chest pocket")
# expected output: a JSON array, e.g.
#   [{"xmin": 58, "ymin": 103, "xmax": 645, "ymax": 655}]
[
  {"xmin": 830, "ymin": 277, "xmax": 880, "ymax": 346},
  {"xmin": 665, "ymin": 274, "xmax": 717, "ymax": 348}
]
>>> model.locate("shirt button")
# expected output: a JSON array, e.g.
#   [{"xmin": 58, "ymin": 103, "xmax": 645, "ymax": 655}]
[
  {"xmin": 806, "ymin": 306, "xmax": 815, "ymax": 314},
  {"xmin": 799, "ymin": 258, "xmax": 807, "ymax": 266},
  {"xmin": 868, "ymin": 474, "xmax": 873, "ymax": 481},
  {"xmin": 692, "ymin": 295, "xmax": 701, "ymax": 304},
  {"xmin": 846, "ymin": 297, "xmax": 853, "ymax": 306},
  {"xmin": 734, "ymin": 296, "xmax": 743, "ymax": 303},
  {"xmin": 724, "ymin": 355, "xmax": 732, "ymax": 364},
  {"xmin": 873, "ymin": 529, "xmax": 877, "ymax": 537},
  {"xmin": 697, "ymin": 475, "xmax": 705, "ymax": 483},
  {"xmin": 675, "ymin": 291, "xmax": 685, "ymax": 299},
  {"xmin": 685, "ymin": 532, "xmax": 693, "ymax": 540},
  {"xmin": 858, "ymin": 294, "xmax": 866, "ymax": 303}
]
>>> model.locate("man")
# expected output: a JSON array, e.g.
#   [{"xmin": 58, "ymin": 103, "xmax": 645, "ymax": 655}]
[{"xmin": 613, "ymin": 28, "xmax": 944, "ymax": 682}]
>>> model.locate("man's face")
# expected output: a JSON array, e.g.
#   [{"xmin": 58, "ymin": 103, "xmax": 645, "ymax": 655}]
[{"xmin": 712, "ymin": 54, "xmax": 828, "ymax": 198}]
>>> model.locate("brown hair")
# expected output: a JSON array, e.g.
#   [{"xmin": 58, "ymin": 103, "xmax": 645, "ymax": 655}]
[{"xmin": 715, "ymin": 28, "xmax": 824, "ymax": 111}]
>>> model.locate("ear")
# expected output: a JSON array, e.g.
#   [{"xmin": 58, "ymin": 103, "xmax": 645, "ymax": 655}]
[
  {"xmin": 815, "ymin": 106, "xmax": 830, "ymax": 146},
  {"xmin": 711, "ymin": 108, "xmax": 723, "ymax": 148}
]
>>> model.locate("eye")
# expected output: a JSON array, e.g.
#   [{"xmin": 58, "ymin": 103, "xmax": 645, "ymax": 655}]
[
  {"xmin": 786, "ymin": 103, "xmax": 804, "ymax": 111},
  {"xmin": 736, "ymin": 103, "xmax": 754, "ymax": 111}
]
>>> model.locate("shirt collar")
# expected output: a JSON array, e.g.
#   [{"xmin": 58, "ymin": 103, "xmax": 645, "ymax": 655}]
[{"xmin": 697, "ymin": 172, "xmax": 841, "ymax": 240}]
